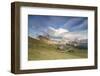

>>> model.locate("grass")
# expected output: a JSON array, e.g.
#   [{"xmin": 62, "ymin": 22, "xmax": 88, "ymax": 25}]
[{"xmin": 28, "ymin": 37, "xmax": 88, "ymax": 60}]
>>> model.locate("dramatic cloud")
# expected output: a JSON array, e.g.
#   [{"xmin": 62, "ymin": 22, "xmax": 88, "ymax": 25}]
[
  {"xmin": 28, "ymin": 15, "xmax": 88, "ymax": 41},
  {"xmin": 48, "ymin": 27, "xmax": 69, "ymax": 36},
  {"xmin": 48, "ymin": 27, "xmax": 87, "ymax": 41}
]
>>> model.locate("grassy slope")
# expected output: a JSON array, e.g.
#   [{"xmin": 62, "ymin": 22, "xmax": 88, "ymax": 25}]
[{"xmin": 28, "ymin": 37, "xmax": 88, "ymax": 60}]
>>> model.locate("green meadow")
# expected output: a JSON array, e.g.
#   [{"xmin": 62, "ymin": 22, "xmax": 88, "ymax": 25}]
[{"xmin": 28, "ymin": 37, "xmax": 88, "ymax": 60}]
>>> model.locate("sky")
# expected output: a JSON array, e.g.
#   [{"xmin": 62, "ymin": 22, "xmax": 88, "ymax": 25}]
[{"xmin": 28, "ymin": 15, "xmax": 88, "ymax": 41}]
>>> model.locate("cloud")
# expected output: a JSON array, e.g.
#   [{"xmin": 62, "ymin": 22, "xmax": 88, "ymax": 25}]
[
  {"xmin": 70, "ymin": 20, "xmax": 88, "ymax": 31},
  {"xmin": 63, "ymin": 17, "xmax": 88, "ymax": 32},
  {"xmin": 28, "ymin": 15, "xmax": 88, "ymax": 40},
  {"xmin": 48, "ymin": 27, "xmax": 69, "ymax": 36},
  {"xmin": 48, "ymin": 27, "xmax": 87, "ymax": 41},
  {"xmin": 62, "ymin": 31, "xmax": 87, "ymax": 40}
]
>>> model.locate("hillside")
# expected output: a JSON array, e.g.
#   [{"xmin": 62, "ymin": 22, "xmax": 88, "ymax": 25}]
[
  {"xmin": 28, "ymin": 36, "xmax": 45, "ymax": 44},
  {"xmin": 28, "ymin": 36, "xmax": 88, "ymax": 60}
]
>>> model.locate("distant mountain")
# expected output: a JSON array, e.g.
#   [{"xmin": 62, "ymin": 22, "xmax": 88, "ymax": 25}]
[
  {"xmin": 29, "ymin": 35, "xmax": 88, "ymax": 49},
  {"xmin": 28, "ymin": 36, "xmax": 57, "ymax": 45},
  {"xmin": 79, "ymin": 39, "xmax": 88, "ymax": 43},
  {"xmin": 66, "ymin": 39, "xmax": 88, "ymax": 49},
  {"xmin": 78, "ymin": 39, "xmax": 88, "ymax": 49},
  {"xmin": 28, "ymin": 36, "xmax": 45, "ymax": 45}
]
